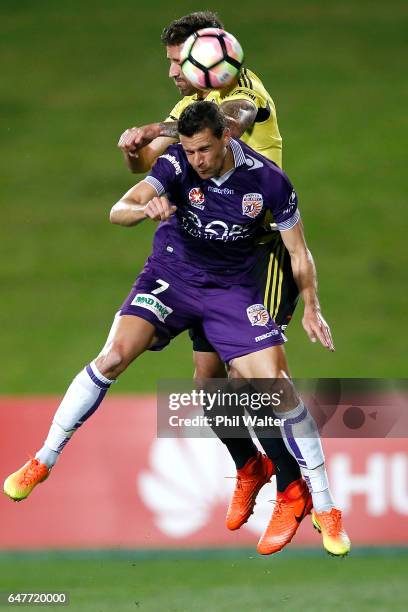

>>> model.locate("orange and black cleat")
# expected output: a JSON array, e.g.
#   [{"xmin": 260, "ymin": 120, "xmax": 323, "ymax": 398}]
[
  {"xmin": 257, "ymin": 478, "xmax": 312, "ymax": 555},
  {"xmin": 3, "ymin": 458, "xmax": 50, "ymax": 502},
  {"xmin": 226, "ymin": 452, "xmax": 274, "ymax": 530}
]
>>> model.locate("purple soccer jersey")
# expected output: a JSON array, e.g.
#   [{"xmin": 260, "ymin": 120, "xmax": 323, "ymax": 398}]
[
  {"xmin": 142, "ymin": 139, "xmax": 299, "ymax": 287},
  {"xmin": 120, "ymin": 139, "xmax": 300, "ymax": 361}
]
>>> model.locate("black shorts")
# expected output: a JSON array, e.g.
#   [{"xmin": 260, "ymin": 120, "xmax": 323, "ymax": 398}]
[{"xmin": 189, "ymin": 232, "xmax": 300, "ymax": 352}]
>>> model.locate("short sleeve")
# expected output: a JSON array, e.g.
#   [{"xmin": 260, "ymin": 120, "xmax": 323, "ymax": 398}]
[
  {"xmin": 221, "ymin": 85, "xmax": 261, "ymax": 109},
  {"xmin": 142, "ymin": 149, "xmax": 183, "ymax": 196},
  {"xmin": 164, "ymin": 96, "xmax": 195, "ymax": 122},
  {"xmin": 164, "ymin": 99, "xmax": 183, "ymax": 122},
  {"xmin": 266, "ymin": 176, "xmax": 300, "ymax": 231}
]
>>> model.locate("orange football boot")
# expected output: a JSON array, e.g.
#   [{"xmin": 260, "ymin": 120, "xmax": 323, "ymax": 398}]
[
  {"xmin": 3, "ymin": 458, "xmax": 50, "ymax": 502},
  {"xmin": 257, "ymin": 478, "xmax": 312, "ymax": 554},
  {"xmin": 226, "ymin": 451, "xmax": 274, "ymax": 530},
  {"xmin": 312, "ymin": 508, "xmax": 351, "ymax": 556}
]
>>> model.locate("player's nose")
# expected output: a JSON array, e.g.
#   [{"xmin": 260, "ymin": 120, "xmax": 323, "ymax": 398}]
[{"xmin": 169, "ymin": 62, "xmax": 180, "ymax": 78}]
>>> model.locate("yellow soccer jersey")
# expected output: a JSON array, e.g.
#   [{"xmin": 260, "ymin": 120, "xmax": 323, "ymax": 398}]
[{"xmin": 166, "ymin": 67, "xmax": 282, "ymax": 168}]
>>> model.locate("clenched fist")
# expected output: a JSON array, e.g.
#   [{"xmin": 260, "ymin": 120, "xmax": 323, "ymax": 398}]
[
  {"xmin": 118, "ymin": 124, "xmax": 161, "ymax": 156},
  {"xmin": 143, "ymin": 196, "xmax": 177, "ymax": 221}
]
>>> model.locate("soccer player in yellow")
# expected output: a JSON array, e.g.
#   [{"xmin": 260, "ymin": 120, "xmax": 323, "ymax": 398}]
[{"xmin": 116, "ymin": 12, "xmax": 345, "ymax": 556}]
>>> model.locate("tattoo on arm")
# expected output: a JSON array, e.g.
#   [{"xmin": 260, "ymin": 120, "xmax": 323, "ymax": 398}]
[
  {"xmin": 156, "ymin": 100, "xmax": 256, "ymax": 141},
  {"xmin": 220, "ymin": 100, "xmax": 258, "ymax": 137},
  {"xmin": 158, "ymin": 121, "xmax": 179, "ymax": 139}
]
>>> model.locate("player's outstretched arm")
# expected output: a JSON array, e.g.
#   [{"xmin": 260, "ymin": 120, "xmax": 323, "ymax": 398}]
[
  {"xmin": 110, "ymin": 181, "xmax": 176, "ymax": 227},
  {"xmin": 280, "ymin": 221, "xmax": 335, "ymax": 351},
  {"xmin": 219, "ymin": 99, "xmax": 257, "ymax": 138},
  {"xmin": 117, "ymin": 98, "xmax": 256, "ymax": 173},
  {"xmin": 118, "ymin": 123, "xmax": 179, "ymax": 173}
]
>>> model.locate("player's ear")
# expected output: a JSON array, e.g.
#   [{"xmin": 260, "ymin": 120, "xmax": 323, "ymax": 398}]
[{"xmin": 223, "ymin": 127, "xmax": 231, "ymax": 146}]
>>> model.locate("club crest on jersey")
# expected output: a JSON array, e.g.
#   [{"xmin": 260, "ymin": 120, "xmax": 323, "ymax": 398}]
[
  {"xmin": 246, "ymin": 304, "xmax": 270, "ymax": 327},
  {"xmin": 189, "ymin": 187, "xmax": 205, "ymax": 210},
  {"xmin": 242, "ymin": 193, "xmax": 263, "ymax": 218}
]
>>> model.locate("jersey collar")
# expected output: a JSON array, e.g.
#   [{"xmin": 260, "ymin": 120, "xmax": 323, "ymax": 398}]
[
  {"xmin": 230, "ymin": 138, "xmax": 247, "ymax": 168},
  {"xmin": 209, "ymin": 140, "xmax": 246, "ymax": 187}
]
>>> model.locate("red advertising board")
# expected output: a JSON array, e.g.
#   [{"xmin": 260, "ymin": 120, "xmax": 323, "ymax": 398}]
[{"xmin": 1, "ymin": 396, "xmax": 407, "ymax": 549}]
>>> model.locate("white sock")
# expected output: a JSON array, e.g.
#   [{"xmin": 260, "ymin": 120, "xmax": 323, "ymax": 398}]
[
  {"xmin": 300, "ymin": 463, "xmax": 334, "ymax": 512},
  {"xmin": 36, "ymin": 362, "xmax": 115, "ymax": 468},
  {"xmin": 274, "ymin": 401, "xmax": 334, "ymax": 512}
]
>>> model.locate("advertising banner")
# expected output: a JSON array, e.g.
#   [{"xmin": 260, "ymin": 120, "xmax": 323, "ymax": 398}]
[{"xmin": 1, "ymin": 397, "xmax": 407, "ymax": 549}]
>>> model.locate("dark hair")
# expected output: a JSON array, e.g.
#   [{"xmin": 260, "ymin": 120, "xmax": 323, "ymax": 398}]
[
  {"xmin": 161, "ymin": 11, "xmax": 224, "ymax": 46},
  {"xmin": 178, "ymin": 101, "xmax": 226, "ymax": 139}
]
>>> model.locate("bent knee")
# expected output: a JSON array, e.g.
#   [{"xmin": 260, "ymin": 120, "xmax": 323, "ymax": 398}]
[{"xmin": 95, "ymin": 344, "xmax": 129, "ymax": 378}]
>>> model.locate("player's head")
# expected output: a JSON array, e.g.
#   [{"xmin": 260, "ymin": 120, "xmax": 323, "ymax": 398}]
[
  {"xmin": 161, "ymin": 12, "xmax": 224, "ymax": 95},
  {"xmin": 178, "ymin": 101, "xmax": 230, "ymax": 179}
]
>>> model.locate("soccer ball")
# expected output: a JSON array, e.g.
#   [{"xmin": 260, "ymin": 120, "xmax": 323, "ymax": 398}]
[{"xmin": 180, "ymin": 28, "xmax": 244, "ymax": 90}]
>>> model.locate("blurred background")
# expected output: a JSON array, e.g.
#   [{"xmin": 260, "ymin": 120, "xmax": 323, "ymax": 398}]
[{"xmin": 1, "ymin": 1, "xmax": 407, "ymax": 610}]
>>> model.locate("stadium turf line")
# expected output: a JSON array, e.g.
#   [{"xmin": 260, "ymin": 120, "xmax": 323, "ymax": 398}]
[
  {"xmin": 0, "ymin": 546, "xmax": 407, "ymax": 561},
  {"xmin": 0, "ymin": 552, "xmax": 407, "ymax": 611}
]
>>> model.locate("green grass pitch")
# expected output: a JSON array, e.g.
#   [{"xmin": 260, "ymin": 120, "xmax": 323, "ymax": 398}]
[
  {"xmin": 1, "ymin": 0, "xmax": 407, "ymax": 393},
  {"xmin": 0, "ymin": 550, "xmax": 407, "ymax": 611}
]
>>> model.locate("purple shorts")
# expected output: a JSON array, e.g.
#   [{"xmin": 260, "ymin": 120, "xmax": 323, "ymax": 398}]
[{"xmin": 120, "ymin": 260, "xmax": 285, "ymax": 363}]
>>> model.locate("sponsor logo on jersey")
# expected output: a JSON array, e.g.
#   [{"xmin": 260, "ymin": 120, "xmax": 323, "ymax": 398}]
[
  {"xmin": 255, "ymin": 329, "xmax": 279, "ymax": 342},
  {"xmin": 188, "ymin": 187, "xmax": 205, "ymax": 210},
  {"xmin": 160, "ymin": 153, "xmax": 182, "ymax": 175},
  {"xmin": 242, "ymin": 193, "xmax": 263, "ymax": 218},
  {"xmin": 246, "ymin": 304, "xmax": 270, "ymax": 326},
  {"xmin": 207, "ymin": 185, "xmax": 235, "ymax": 195},
  {"xmin": 180, "ymin": 210, "xmax": 250, "ymax": 242},
  {"xmin": 232, "ymin": 89, "xmax": 257, "ymax": 101},
  {"xmin": 245, "ymin": 155, "xmax": 264, "ymax": 170},
  {"xmin": 282, "ymin": 190, "xmax": 297, "ymax": 215},
  {"xmin": 131, "ymin": 293, "xmax": 173, "ymax": 322}
]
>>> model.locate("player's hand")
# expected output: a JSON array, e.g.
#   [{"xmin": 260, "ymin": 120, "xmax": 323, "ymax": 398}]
[
  {"xmin": 117, "ymin": 124, "xmax": 161, "ymax": 157},
  {"xmin": 302, "ymin": 307, "xmax": 335, "ymax": 351},
  {"xmin": 143, "ymin": 196, "xmax": 177, "ymax": 221}
]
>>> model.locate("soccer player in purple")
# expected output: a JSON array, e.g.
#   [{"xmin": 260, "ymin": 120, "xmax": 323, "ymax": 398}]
[{"xmin": 4, "ymin": 102, "xmax": 350, "ymax": 557}]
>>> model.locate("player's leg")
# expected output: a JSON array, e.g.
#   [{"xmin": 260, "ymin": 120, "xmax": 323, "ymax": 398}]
[
  {"xmin": 4, "ymin": 260, "xmax": 201, "ymax": 502},
  {"xmin": 3, "ymin": 315, "xmax": 157, "ymax": 502},
  {"xmin": 229, "ymin": 346, "xmax": 301, "ymax": 494},
  {"xmin": 35, "ymin": 314, "xmax": 156, "ymax": 465},
  {"xmin": 243, "ymin": 237, "xmax": 303, "ymax": 492},
  {"xmin": 258, "ymin": 235, "xmax": 326, "ymax": 491},
  {"xmin": 230, "ymin": 346, "xmax": 312, "ymax": 553},
  {"xmin": 190, "ymin": 326, "xmax": 271, "ymax": 531},
  {"xmin": 191, "ymin": 332, "xmax": 260, "ymax": 469},
  {"xmin": 232, "ymin": 345, "xmax": 350, "ymax": 556}
]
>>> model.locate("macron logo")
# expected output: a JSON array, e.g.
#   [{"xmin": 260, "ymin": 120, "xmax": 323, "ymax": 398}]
[
  {"xmin": 245, "ymin": 155, "xmax": 264, "ymax": 171},
  {"xmin": 160, "ymin": 154, "xmax": 182, "ymax": 175}
]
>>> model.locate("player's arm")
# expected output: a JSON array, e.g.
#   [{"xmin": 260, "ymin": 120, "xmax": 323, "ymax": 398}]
[
  {"xmin": 219, "ymin": 99, "xmax": 257, "ymax": 138},
  {"xmin": 279, "ymin": 221, "xmax": 335, "ymax": 351},
  {"xmin": 118, "ymin": 123, "xmax": 178, "ymax": 173},
  {"xmin": 118, "ymin": 98, "xmax": 186, "ymax": 173},
  {"xmin": 118, "ymin": 97, "xmax": 257, "ymax": 172},
  {"xmin": 110, "ymin": 181, "xmax": 176, "ymax": 227}
]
